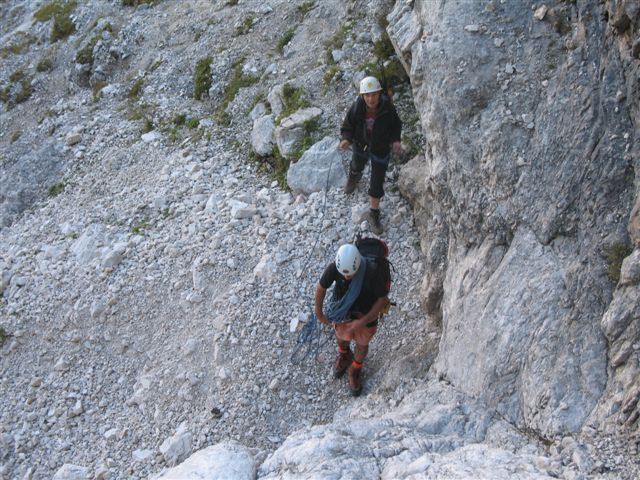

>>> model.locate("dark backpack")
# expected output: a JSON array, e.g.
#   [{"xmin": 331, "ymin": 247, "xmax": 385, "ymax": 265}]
[{"xmin": 355, "ymin": 237, "xmax": 391, "ymax": 294}]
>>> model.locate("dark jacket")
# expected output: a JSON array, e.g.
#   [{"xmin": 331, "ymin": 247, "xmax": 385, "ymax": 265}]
[
  {"xmin": 340, "ymin": 94, "xmax": 402, "ymax": 156},
  {"xmin": 319, "ymin": 261, "xmax": 388, "ymax": 315}
]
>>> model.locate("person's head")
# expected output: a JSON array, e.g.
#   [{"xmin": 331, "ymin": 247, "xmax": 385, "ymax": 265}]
[
  {"xmin": 359, "ymin": 76, "xmax": 382, "ymax": 110},
  {"xmin": 335, "ymin": 244, "xmax": 362, "ymax": 278}
]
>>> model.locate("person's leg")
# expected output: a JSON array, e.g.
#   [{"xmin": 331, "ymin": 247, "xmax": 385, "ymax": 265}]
[
  {"xmin": 345, "ymin": 146, "xmax": 366, "ymax": 194},
  {"xmin": 367, "ymin": 158, "xmax": 387, "ymax": 234},
  {"xmin": 348, "ymin": 324, "xmax": 377, "ymax": 396},
  {"xmin": 334, "ymin": 337, "xmax": 352, "ymax": 378}
]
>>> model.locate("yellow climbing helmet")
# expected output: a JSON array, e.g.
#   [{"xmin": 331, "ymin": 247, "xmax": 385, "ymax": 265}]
[{"xmin": 359, "ymin": 76, "xmax": 382, "ymax": 95}]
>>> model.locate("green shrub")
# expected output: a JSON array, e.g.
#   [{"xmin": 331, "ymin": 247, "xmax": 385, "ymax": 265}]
[
  {"xmin": 323, "ymin": 65, "xmax": 339, "ymax": 85},
  {"xmin": 122, "ymin": 0, "xmax": 157, "ymax": 6},
  {"xmin": 607, "ymin": 242, "xmax": 632, "ymax": 284},
  {"xmin": 0, "ymin": 33, "xmax": 36, "ymax": 58},
  {"xmin": 34, "ymin": 1, "xmax": 77, "ymax": 22},
  {"xmin": 361, "ymin": 57, "xmax": 408, "ymax": 91},
  {"xmin": 128, "ymin": 77, "xmax": 145, "ymax": 98},
  {"xmin": 37, "ymin": 57, "xmax": 54, "ymax": 72},
  {"xmin": 173, "ymin": 113, "xmax": 187, "ymax": 126},
  {"xmin": 235, "ymin": 16, "xmax": 254, "ymax": 36},
  {"xmin": 217, "ymin": 60, "xmax": 259, "ymax": 117},
  {"xmin": 48, "ymin": 182, "xmax": 65, "ymax": 197},
  {"xmin": 187, "ymin": 117, "xmax": 200, "ymax": 129},
  {"xmin": 279, "ymin": 83, "xmax": 310, "ymax": 120},
  {"xmin": 75, "ymin": 38, "xmax": 98, "ymax": 65},
  {"xmin": 0, "ymin": 87, "xmax": 10, "ymax": 104},
  {"xmin": 9, "ymin": 69, "xmax": 25, "ymax": 82},
  {"xmin": 51, "ymin": 12, "xmax": 76, "ymax": 42},
  {"xmin": 271, "ymin": 147, "xmax": 290, "ymax": 190},
  {"xmin": 0, "ymin": 327, "xmax": 7, "ymax": 347},
  {"xmin": 373, "ymin": 32, "xmax": 395, "ymax": 60},
  {"xmin": 194, "ymin": 56, "xmax": 212, "ymax": 100},
  {"xmin": 15, "ymin": 79, "xmax": 33, "ymax": 104},
  {"xmin": 36, "ymin": 1, "xmax": 79, "ymax": 43},
  {"xmin": 297, "ymin": 1, "xmax": 316, "ymax": 16},
  {"xmin": 131, "ymin": 220, "xmax": 149, "ymax": 234},
  {"xmin": 276, "ymin": 27, "xmax": 296, "ymax": 53},
  {"xmin": 324, "ymin": 22, "xmax": 351, "ymax": 64}
]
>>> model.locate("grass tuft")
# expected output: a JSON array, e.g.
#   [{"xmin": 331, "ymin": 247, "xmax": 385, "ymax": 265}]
[
  {"xmin": 607, "ymin": 242, "xmax": 632, "ymax": 284},
  {"xmin": 194, "ymin": 56, "xmax": 212, "ymax": 100},
  {"xmin": 128, "ymin": 77, "xmax": 145, "ymax": 98},
  {"xmin": 276, "ymin": 27, "xmax": 296, "ymax": 53},
  {"xmin": 48, "ymin": 182, "xmax": 66, "ymax": 197}
]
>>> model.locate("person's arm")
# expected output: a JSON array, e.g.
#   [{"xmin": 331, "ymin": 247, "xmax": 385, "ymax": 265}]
[
  {"xmin": 340, "ymin": 102, "xmax": 357, "ymax": 146},
  {"xmin": 347, "ymin": 296, "xmax": 389, "ymax": 331},
  {"xmin": 389, "ymin": 105, "xmax": 403, "ymax": 155},
  {"xmin": 314, "ymin": 283, "xmax": 330, "ymax": 325}
]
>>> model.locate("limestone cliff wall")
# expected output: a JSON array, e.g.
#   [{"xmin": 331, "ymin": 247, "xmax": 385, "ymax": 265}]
[{"xmin": 391, "ymin": 0, "xmax": 639, "ymax": 437}]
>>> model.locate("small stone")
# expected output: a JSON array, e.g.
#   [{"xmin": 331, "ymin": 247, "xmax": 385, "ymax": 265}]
[
  {"xmin": 534, "ymin": 5, "xmax": 548, "ymax": 20},
  {"xmin": 65, "ymin": 133, "xmax": 82, "ymax": 146},
  {"xmin": 132, "ymin": 449, "xmax": 154, "ymax": 463},
  {"xmin": 69, "ymin": 400, "xmax": 83, "ymax": 417},
  {"xmin": 54, "ymin": 358, "xmax": 70, "ymax": 372}
]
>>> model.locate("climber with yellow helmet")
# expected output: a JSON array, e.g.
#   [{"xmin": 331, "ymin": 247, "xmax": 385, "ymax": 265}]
[{"xmin": 339, "ymin": 76, "xmax": 403, "ymax": 235}]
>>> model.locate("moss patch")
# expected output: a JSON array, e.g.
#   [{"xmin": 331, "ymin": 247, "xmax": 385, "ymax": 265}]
[
  {"xmin": 279, "ymin": 83, "xmax": 310, "ymax": 121},
  {"xmin": 128, "ymin": 77, "xmax": 145, "ymax": 98},
  {"xmin": 607, "ymin": 242, "xmax": 632, "ymax": 284},
  {"xmin": 194, "ymin": 56, "xmax": 212, "ymax": 100},
  {"xmin": 34, "ymin": 0, "xmax": 77, "ymax": 22},
  {"xmin": 48, "ymin": 181, "xmax": 66, "ymax": 197},
  {"xmin": 276, "ymin": 27, "xmax": 296, "ymax": 53},
  {"xmin": 216, "ymin": 60, "xmax": 259, "ymax": 121}
]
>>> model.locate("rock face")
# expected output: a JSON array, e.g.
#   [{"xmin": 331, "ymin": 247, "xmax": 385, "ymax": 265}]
[{"xmin": 392, "ymin": 0, "xmax": 639, "ymax": 436}]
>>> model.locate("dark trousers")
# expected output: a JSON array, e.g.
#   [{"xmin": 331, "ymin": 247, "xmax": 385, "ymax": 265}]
[{"xmin": 350, "ymin": 147, "xmax": 389, "ymax": 199}]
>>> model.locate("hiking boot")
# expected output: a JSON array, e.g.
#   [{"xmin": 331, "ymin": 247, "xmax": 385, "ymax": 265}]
[
  {"xmin": 334, "ymin": 350, "xmax": 353, "ymax": 378},
  {"xmin": 348, "ymin": 363, "xmax": 363, "ymax": 396},
  {"xmin": 367, "ymin": 208, "xmax": 383, "ymax": 235},
  {"xmin": 344, "ymin": 170, "xmax": 361, "ymax": 194}
]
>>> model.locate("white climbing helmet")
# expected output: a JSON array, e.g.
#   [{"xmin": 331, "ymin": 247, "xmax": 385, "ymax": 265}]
[
  {"xmin": 335, "ymin": 244, "xmax": 361, "ymax": 277},
  {"xmin": 359, "ymin": 76, "xmax": 382, "ymax": 95}
]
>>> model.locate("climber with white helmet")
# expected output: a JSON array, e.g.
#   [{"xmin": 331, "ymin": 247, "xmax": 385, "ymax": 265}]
[
  {"xmin": 314, "ymin": 243, "xmax": 391, "ymax": 396},
  {"xmin": 339, "ymin": 76, "xmax": 403, "ymax": 235}
]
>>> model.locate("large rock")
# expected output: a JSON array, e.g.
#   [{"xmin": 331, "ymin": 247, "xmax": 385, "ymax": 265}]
[
  {"xmin": 251, "ymin": 114, "xmax": 275, "ymax": 156},
  {"xmin": 52, "ymin": 464, "xmax": 89, "ymax": 480},
  {"xmin": 391, "ymin": 0, "xmax": 639, "ymax": 436},
  {"xmin": 259, "ymin": 380, "xmax": 577, "ymax": 479},
  {"xmin": 159, "ymin": 424, "xmax": 192, "ymax": 466},
  {"xmin": 154, "ymin": 442, "xmax": 256, "ymax": 480},
  {"xmin": 286, "ymin": 136, "xmax": 346, "ymax": 195},
  {"xmin": 274, "ymin": 107, "xmax": 322, "ymax": 159}
]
